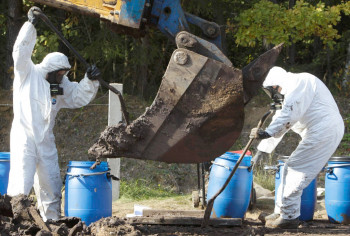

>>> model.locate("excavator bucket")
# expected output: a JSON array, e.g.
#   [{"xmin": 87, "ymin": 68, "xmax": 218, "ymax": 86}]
[{"xmin": 89, "ymin": 44, "xmax": 283, "ymax": 163}]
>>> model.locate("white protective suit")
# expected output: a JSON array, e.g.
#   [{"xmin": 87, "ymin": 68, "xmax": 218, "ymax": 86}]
[
  {"xmin": 257, "ymin": 66, "xmax": 344, "ymax": 220},
  {"xmin": 7, "ymin": 22, "xmax": 99, "ymax": 221}
]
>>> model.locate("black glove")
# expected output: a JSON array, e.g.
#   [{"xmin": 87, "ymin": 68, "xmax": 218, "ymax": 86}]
[
  {"xmin": 28, "ymin": 6, "xmax": 42, "ymax": 26},
  {"xmin": 249, "ymin": 128, "xmax": 271, "ymax": 139},
  {"xmin": 86, "ymin": 65, "xmax": 101, "ymax": 80}
]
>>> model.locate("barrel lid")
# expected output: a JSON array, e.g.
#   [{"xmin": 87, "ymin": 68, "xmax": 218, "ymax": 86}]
[
  {"xmin": 329, "ymin": 156, "xmax": 350, "ymax": 162},
  {"xmin": 229, "ymin": 150, "xmax": 252, "ymax": 156},
  {"xmin": 219, "ymin": 151, "xmax": 252, "ymax": 161},
  {"xmin": 0, "ymin": 152, "xmax": 10, "ymax": 160},
  {"xmin": 68, "ymin": 161, "xmax": 108, "ymax": 168}
]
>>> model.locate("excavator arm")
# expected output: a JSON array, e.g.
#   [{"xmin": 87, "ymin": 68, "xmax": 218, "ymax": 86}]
[
  {"xmin": 29, "ymin": 1, "xmax": 223, "ymax": 48},
  {"xmin": 29, "ymin": 0, "xmax": 282, "ymax": 163}
]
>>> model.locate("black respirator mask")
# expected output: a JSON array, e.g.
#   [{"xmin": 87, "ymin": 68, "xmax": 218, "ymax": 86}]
[
  {"xmin": 47, "ymin": 70, "xmax": 67, "ymax": 96},
  {"xmin": 263, "ymin": 86, "xmax": 284, "ymax": 110}
]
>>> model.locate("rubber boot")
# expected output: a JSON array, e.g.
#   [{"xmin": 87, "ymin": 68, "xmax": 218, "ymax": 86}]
[
  {"xmin": 258, "ymin": 213, "xmax": 280, "ymax": 224},
  {"xmin": 265, "ymin": 216, "xmax": 300, "ymax": 229}
]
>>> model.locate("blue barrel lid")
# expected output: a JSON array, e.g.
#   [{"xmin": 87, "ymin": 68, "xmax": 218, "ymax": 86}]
[
  {"xmin": 219, "ymin": 151, "xmax": 252, "ymax": 161},
  {"xmin": 68, "ymin": 161, "xmax": 108, "ymax": 168},
  {"xmin": 329, "ymin": 156, "xmax": 350, "ymax": 162},
  {"xmin": 0, "ymin": 152, "xmax": 10, "ymax": 160}
]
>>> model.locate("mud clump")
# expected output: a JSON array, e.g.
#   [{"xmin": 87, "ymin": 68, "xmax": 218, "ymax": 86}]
[
  {"xmin": 0, "ymin": 194, "xmax": 140, "ymax": 236},
  {"xmin": 89, "ymin": 217, "xmax": 141, "ymax": 236},
  {"xmin": 88, "ymin": 117, "xmax": 151, "ymax": 159},
  {"xmin": 0, "ymin": 194, "xmax": 86, "ymax": 235}
]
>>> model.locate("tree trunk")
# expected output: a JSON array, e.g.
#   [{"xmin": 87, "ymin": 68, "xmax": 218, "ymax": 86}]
[
  {"xmin": 326, "ymin": 46, "xmax": 331, "ymax": 87},
  {"xmin": 342, "ymin": 42, "xmax": 350, "ymax": 88},
  {"xmin": 289, "ymin": 0, "xmax": 296, "ymax": 9},
  {"xmin": 3, "ymin": 0, "xmax": 22, "ymax": 89},
  {"xmin": 138, "ymin": 36, "xmax": 149, "ymax": 98},
  {"xmin": 288, "ymin": 40, "xmax": 296, "ymax": 65},
  {"xmin": 213, "ymin": 1, "xmax": 227, "ymax": 54},
  {"xmin": 288, "ymin": 0, "xmax": 296, "ymax": 65},
  {"xmin": 122, "ymin": 35, "xmax": 131, "ymax": 90}
]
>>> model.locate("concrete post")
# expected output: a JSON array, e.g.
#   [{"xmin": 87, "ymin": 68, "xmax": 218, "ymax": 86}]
[{"xmin": 108, "ymin": 83, "xmax": 123, "ymax": 201}]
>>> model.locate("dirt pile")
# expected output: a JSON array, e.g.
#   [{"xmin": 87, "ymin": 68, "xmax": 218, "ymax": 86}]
[
  {"xmin": 0, "ymin": 194, "xmax": 142, "ymax": 236},
  {"xmin": 89, "ymin": 217, "xmax": 141, "ymax": 236}
]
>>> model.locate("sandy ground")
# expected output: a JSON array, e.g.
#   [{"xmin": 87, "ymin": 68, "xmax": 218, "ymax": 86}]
[{"xmin": 109, "ymin": 196, "xmax": 350, "ymax": 236}]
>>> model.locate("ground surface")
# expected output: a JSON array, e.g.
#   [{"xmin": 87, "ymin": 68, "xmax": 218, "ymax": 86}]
[
  {"xmin": 106, "ymin": 196, "xmax": 350, "ymax": 236},
  {"xmin": 2, "ymin": 193, "xmax": 350, "ymax": 236}
]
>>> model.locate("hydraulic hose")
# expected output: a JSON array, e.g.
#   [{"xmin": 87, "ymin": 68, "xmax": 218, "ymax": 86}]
[{"xmin": 34, "ymin": 10, "xmax": 129, "ymax": 125}]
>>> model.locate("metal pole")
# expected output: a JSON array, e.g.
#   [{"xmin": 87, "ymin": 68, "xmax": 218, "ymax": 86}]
[{"xmin": 201, "ymin": 163, "xmax": 206, "ymax": 207}]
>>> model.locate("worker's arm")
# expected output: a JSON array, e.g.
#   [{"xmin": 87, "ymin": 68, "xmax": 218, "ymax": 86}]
[
  {"xmin": 58, "ymin": 65, "xmax": 100, "ymax": 109},
  {"xmin": 12, "ymin": 7, "xmax": 42, "ymax": 84},
  {"xmin": 12, "ymin": 22, "xmax": 36, "ymax": 84},
  {"xmin": 257, "ymin": 110, "xmax": 285, "ymax": 153},
  {"xmin": 265, "ymin": 76, "xmax": 316, "ymax": 138},
  {"xmin": 58, "ymin": 76, "xmax": 99, "ymax": 109}
]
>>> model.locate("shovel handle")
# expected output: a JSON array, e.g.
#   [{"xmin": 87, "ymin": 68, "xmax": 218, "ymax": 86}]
[
  {"xmin": 36, "ymin": 11, "xmax": 130, "ymax": 124},
  {"xmin": 202, "ymin": 109, "xmax": 272, "ymax": 227}
]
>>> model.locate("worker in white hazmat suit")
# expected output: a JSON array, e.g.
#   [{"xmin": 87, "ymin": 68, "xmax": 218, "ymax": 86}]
[
  {"xmin": 7, "ymin": 6, "xmax": 100, "ymax": 221},
  {"xmin": 250, "ymin": 66, "xmax": 344, "ymax": 228}
]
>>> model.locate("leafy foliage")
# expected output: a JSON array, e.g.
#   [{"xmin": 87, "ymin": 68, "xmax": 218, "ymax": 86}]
[
  {"xmin": 120, "ymin": 179, "xmax": 177, "ymax": 200},
  {"xmin": 234, "ymin": 0, "xmax": 349, "ymax": 48}
]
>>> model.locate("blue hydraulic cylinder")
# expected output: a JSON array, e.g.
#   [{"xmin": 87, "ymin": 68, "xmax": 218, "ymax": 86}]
[
  {"xmin": 150, "ymin": 0, "xmax": 223, "ymax": 50},
  {"xmin": 118, "ymin": 0, "xmax": 146, "ymax": 29}
]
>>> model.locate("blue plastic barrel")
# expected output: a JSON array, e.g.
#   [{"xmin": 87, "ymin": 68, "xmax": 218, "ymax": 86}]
[
  {"xmin": 206, "ymin": 151, "xmax": 253, "ymax": 218},
  {"xmin": 325, "ymin": 156, "xmax": 350, "ymax": 224},
  {"xmin": 64, "ymin": 161, "xmax": 112, "ymax": 225},
  {"xmin": 0, "ymin": 152, "xmax": 10, "ymax": 195},
  {"xmin": 275, "ymin": 159, "xmax": 317, "ymax": 221}
]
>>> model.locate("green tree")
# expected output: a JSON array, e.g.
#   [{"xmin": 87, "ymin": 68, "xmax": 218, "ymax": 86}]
[
  {"xmin": 234, "ymin": 0, "xmax": 348, "ymax": 47},
  {"xmin": 2, "ymin": 0, "xmax": 23, "ymax": 90},
  {"xmin": 233, "ymin": 0, "xmax": 350, "ymax": 91}
]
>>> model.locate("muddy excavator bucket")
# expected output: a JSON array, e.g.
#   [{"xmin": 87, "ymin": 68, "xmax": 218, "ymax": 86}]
[{"xmin": 89, "ymin": 44, "xmax": 283, "ymax": 163}]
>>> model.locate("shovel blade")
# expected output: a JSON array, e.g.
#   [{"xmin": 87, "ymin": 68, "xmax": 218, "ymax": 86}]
[
  {"xmin": 89, "ymin": 48, "xmax": 244, "ymax": 163},
  {"xmin": 242, "ymin": 43, "xmax": 284, "ymax": 104}
]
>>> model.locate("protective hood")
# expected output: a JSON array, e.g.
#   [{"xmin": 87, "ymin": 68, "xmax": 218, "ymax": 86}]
[
  {"xmin": 263, "ymin": 66, "xmax": 290, "ymax": 95},
  {"xmin": 38, "ymin": 52, "xmax": 71, "ymax": 75}
]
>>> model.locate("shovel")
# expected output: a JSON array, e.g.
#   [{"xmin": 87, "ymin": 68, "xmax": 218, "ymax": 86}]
[{"xmin": 201, "ymin": 109, "xmax": 272, "ymax": 227}]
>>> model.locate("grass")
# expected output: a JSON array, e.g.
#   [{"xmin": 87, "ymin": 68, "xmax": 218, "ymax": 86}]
[
  {"xmin": 252, "ymin": 153, "xmax": 279, "ymax": 191},
  {"xmin": 119, "ymin": 179, "xmax": 178, "ymax": 200},
  {"xmin": 115, "ymin": 180, "xmax": 194, "ymax": 217},
  {"xmin": 254, "ymin": 170, "xmax": 275, "ymax": 191},
  {"xmin": 112, "ymin": 193, "xmax": 194, "ymax": 218}
]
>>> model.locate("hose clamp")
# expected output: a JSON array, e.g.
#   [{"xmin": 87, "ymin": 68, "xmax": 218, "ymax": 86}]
[
  {"xmin": 325, "ymin": 164, "xmax": 350, "ymax": 174},
  {"xmin": 66, "ymin": 170, "xmax": 109, "ymax": 179}
]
